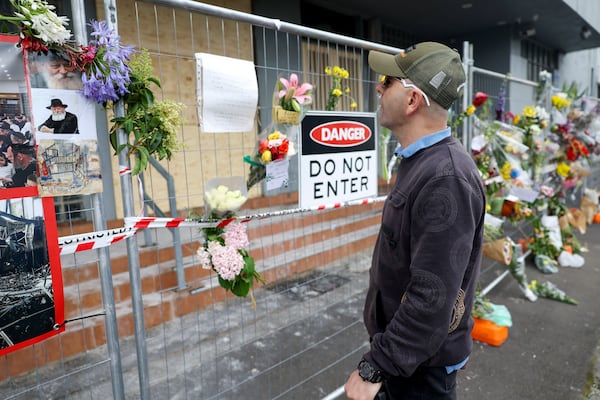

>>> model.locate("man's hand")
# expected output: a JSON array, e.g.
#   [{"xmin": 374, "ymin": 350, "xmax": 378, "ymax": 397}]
[
  {"xmin": 39, "ymin": 125, "xmax": 54, "ymax": 133},
  {"xmin": 344, "ymin": 370, "xmax": 383, "ymax": 400}
]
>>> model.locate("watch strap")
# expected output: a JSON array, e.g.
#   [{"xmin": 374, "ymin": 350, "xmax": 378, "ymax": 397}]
[{"xmin": 357, "ymin": 359, "xmax": 385, "ymax": 383}]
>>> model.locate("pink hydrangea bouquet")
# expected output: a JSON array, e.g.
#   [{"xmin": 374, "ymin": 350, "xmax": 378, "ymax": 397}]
[
  {"xmin": 197, "ymin": 177, "xmax": 264, "ymax": 305},
  {"xmin": 197, "ymin": 219, "xmax": 264, "ymax": 305}
]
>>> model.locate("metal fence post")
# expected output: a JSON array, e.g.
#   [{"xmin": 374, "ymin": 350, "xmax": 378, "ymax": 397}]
[
  {"xmin": 71, "ymin": 1, "xmax": 126, "ymax": 398},
  {"xmin": 103, "ymin": 1, "xmax": 151, "ymax": 399},
  {"xmin": 462, "ymin": 40, "xmax": 474, "ymax": 150}
]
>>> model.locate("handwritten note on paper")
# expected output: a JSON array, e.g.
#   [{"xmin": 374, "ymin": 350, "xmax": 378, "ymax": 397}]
[{"xmin": 195, "ymin": 53, "xmax": 258, "ymax": 133}]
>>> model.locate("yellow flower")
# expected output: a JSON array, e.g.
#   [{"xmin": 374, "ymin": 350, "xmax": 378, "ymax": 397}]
[
  {"xmin": 500, "ymin": 161, "xmax": 512, "ymax": 180},
  {"xmin": 267, "ymin": 131, "xmax": 281, "ymax": 140},
  {"xmin": 522, "ymin": 106, "xmax": 536, "ymax": 118},
  {"xmin": 379, "ymin": 75, "xmax": 386, "ymax": 83},
  {"xmin": 540, "ymin": 120, "xmax": 548, "ymax": 129},
  {"xmin": 466, "ymin": 105, "xmax": 476, "ymax": 115},
  {"xmin": 513, "ymin": 115, "xmax": 521, "ymax": 125},
  {"xmin": 556, "ymin": 162, "xmax": 570, "ymax": 177},
  {"xmin": 486, "ymin": 203, "xmax": 491, "ymax": 212},
  {"xmin": 261, "ymin": 149, "xmax": 272, "ymax": 163},
  {"xmin": 325, "ymin": 66, "xmax": 355, "ymax": 110},
  {"xmin": 350, "ymin": 101, "xmax": 357, "ymax": 108},
  {"xmin": 551, "ymin": 95, "xmax": 570, "ymax": 110}
]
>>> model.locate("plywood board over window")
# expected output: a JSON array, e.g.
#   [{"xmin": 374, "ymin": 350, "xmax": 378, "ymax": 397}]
[{"xmin": 302, "ymin": 41, "xmax": 363, "ymax": 112}]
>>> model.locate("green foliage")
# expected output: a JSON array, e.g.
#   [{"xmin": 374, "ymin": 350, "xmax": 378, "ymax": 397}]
[
  {"xmin": 528, "ymin": 227, "xmax": 560, "ymax": 260},
  {"xmin": 109, "ymin": 49, "xmax": 184, "ymax": 174},
  {"xmin": 561, "ymin": 81, "xmax": 586, "ymax": 101}
]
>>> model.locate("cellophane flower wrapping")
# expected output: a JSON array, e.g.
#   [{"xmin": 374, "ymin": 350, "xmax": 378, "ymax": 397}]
[
  {"xmin": 204, "ymin": 176, "xmax": 248, "ymax": 219},
  {"xmin": 245, "ymin": 124, "xmax": 298, "ymax": 190},
  {"xmin": 528, "ymin": 280, "xmax": 577, "ymax": 305}
]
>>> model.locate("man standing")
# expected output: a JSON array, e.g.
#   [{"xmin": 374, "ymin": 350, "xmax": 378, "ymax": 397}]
[
  {"xmin": 344, "ymin": 42, "xmax": 486, "ymax": 400},
  {"xmin": 38, "ymin": 98, "xmax": 79, "ymax": 134}
]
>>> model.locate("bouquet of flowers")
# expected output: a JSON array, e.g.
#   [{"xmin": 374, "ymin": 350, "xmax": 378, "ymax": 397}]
[
  {"xmin": 204, "ymin": 176, "xmax": 248, "ymax": 219},
  {"xmin": 79, "ymin": 20, "xmax": 135, "ymax": 104},
  {"xmin": 451, "ymin": 91, "xmax": 489, "ymax": 130},
  {"xmin": 197, "ymin": 177, "xmax": 264, "ymax": 306},
  {"xmin": 528, "ymin": 280, "xmax": 578, "ymax": 305},
  {"xmin": 245, "ymin": 127, "xmax": 296, "ymax": 190},
  {"xmin": 325, "ymin": 66, "xmax": 357, "ymax": 111},
  {"xmin": 0, "ymin": 0, "xmax": 71, "ymax": 53},
  {"xmin": 107, "ymin": 49, "xmax": 185, "ymax": 174},
  {"xmin": 273, "ymin": 73, "xmax": 313, "ymax": 125}
]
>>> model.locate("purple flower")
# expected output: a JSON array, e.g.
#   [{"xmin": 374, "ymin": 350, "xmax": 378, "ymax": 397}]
[{"xmin": 81, "ymin": 20, "xmax": 135, "ymax": 103}]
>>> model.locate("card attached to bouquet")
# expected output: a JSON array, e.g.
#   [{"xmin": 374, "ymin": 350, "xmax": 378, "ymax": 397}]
[{"xmin": 265, "ymin": 159, "xmax": 289, "ymax": 191}]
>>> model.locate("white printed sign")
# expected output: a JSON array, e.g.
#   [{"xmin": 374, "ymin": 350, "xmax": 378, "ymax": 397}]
[{"xmin": 299, "ymin": 112, "xmax": 377, "ymax": 208}]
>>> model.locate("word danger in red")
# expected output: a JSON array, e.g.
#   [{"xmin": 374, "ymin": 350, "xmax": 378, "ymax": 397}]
[{"xmin": 309, "ymin": 121, "xmax": 372, "ymax": 147}]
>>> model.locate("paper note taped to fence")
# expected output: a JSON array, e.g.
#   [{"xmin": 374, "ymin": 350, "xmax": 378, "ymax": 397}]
[{"xmin": 195, "ymin": 53, "xmax": 258, "ymax": 132}]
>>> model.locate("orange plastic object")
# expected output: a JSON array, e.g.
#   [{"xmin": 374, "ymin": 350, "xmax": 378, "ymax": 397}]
[
  {"xmin": 471, "ymin": 318, "xmax": 509, "ymax": 347},
  {"xmin": 593, "ymin": 214, "xmax": 600, "ymax": 224}
]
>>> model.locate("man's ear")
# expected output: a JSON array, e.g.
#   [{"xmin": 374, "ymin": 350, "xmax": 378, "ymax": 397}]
[{"xmin": 406, "ymin": 90, "xmax": 423, "ymax": 114}]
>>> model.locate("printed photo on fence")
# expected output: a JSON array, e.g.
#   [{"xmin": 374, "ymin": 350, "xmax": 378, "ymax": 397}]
[
  {"xmin": 0, "ymin": 35, "xmax": 38, "ymax": 195},
  {"xmin": 0, "ymin": 195, "xmax": 64, "ymax": 356},
  {"xmin": 31, "ymin": 89, "xmax": 97, "ymax": 138},
  {"xmin": 36, "ymin": 138, "xmax": 102, "ymax": 196}
]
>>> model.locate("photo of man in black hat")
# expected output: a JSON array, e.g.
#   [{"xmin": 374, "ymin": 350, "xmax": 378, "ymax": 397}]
[{"xmin": 37, "ymin": 98, "xmax": 79, "ymax": 134}]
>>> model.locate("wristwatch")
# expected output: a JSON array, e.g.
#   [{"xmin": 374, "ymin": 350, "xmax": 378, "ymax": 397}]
[{"xmin": 357, "ymin": 359, "xmax": 385, "ymax": 383}]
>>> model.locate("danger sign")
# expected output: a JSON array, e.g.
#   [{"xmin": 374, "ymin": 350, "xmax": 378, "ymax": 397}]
[{"xmin": 299, "ymin": 112, "xmax": 378, "ymax": 208}]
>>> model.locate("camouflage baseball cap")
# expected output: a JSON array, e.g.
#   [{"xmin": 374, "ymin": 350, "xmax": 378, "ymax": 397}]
[{"xmin": 368, "ymin": 42, "xmax": 466, "ymax": 109}]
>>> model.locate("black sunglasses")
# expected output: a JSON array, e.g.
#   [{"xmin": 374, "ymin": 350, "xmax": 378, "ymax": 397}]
[{"xmin": 381, "ymin": 75, "xmax": 401, "ymax": 89}]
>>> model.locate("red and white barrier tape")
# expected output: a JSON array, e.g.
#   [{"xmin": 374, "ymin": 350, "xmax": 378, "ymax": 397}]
[
  {"xmin": 59, "ymin": 196, "xmax": 387, "ymax": 254},
  {"xmin": 58, "ymin": 226, "xmax": 138, "ymax": 255}
]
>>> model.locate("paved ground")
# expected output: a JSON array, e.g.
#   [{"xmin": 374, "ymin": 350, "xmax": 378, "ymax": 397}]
[
  {"xmin": 5, "ymin": 222, "xmax": 600, "ymax": 400},
  {"xmin": 456, "ymin": 222, "xmax": 600, "ymax": 400},
  {"xmin": 153, "ymin": 222, "xmax": 600, "ymax": 400}
]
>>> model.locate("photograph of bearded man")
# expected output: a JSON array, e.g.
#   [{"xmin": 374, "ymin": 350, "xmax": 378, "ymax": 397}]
[
  {"xmin": 28, "ymin": 52, "xmax": 83, "ymax": 90},
  {"xmin": 37, "ymin": 98, "xmax": 79, "ymax": 134}
]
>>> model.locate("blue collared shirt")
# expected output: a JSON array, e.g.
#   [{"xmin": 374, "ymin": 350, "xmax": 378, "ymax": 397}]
[
  {"xmin": 446, "ymin": 357, "xmax": 469, "ymax": 374},
  {"xmin": 394, "ymin": 126, "xmax": 468, "ymax": 375},
  {"xmin": 394, "ymin": 127, "xmax": 451, "ymax": 159}
]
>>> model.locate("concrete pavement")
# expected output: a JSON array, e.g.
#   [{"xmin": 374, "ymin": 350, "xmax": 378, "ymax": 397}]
[{"xmin": 9, "ymin": 219, "xmax": 600, "ymax": 399}]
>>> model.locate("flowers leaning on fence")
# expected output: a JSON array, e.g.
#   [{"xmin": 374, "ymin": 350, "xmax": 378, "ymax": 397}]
[
  {"xmin": 325, "ymin": 65, "xmax": 357, "ymax": 111},
  {"xmin": 0, "ymin": 0, "xmax": 71, "ymax": 53},
  {"xmin": 79, "ymin": 20, "xmax": 135, "ymax": 104},
  {"xmin": 273, "ymin": 73, "xmax": 313, "ymax": 125},
  {"xmin": 196, "ymin": 178, "xmax": 264, "ymax": 306},
  {"xmin": 197, "ymin": 220, "xmax": 264, "ymax": 306},
  {"xmin": 107, "ymin": 49, "xmax": 185, "ymax": 174},
  {"xmin": 245, "ymin": 128, "xmax": 296, "ymax": 190}
]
